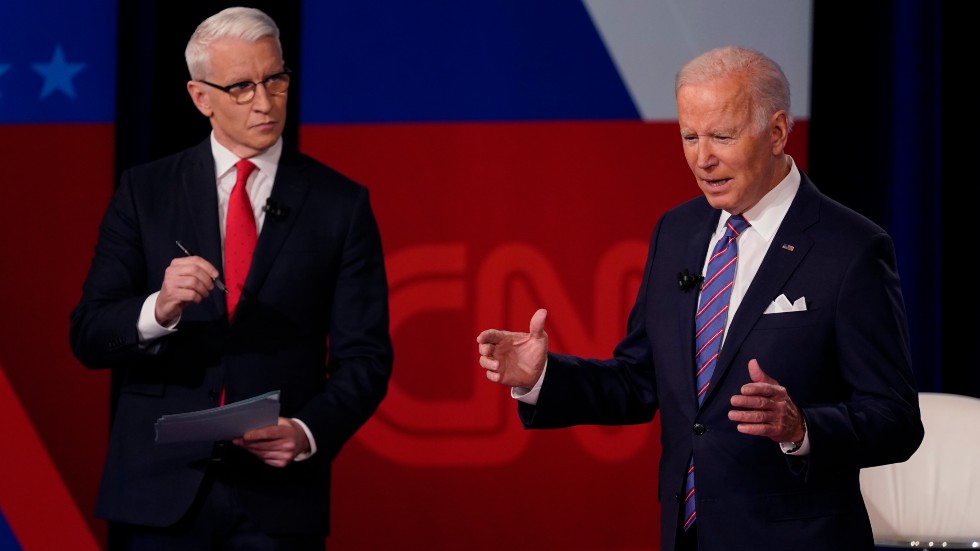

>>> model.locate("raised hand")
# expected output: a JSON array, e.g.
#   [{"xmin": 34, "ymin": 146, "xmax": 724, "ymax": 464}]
[
  {"xmin": 476, "ymin": 308, "xmax": 550, "ymax": 389},
  {"xmin": 728, "ymin": 359, "xmax": 806, "ymax": 444}
]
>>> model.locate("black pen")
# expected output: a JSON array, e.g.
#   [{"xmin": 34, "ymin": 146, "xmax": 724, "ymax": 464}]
[{"xmin": 175, "ymin": 240, "xmax": 229, "ymax": 294}]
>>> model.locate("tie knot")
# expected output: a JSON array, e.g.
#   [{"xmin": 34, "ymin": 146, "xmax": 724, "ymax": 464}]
[
  {"xmin": 725, "ymin": 214, "xmax": 750, "ymax": 236},
  {"xmin": 235, "ymin": 159, "xmax": 257, "ymax": 185}
]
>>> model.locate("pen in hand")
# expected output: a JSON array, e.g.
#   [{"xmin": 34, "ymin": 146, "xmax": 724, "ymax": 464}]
[{"xmin": 175, "ymin": 240, "xmax": 229, "ymax": 294}]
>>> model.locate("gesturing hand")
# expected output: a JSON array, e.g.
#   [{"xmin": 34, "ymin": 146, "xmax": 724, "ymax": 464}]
[
  {"xmin": 729, "ymin": 359, "xmax": 805, "ymax": 444},
  {"xmin": 476, "ymin": 308, "xmax": 549, "ymax": 389}
]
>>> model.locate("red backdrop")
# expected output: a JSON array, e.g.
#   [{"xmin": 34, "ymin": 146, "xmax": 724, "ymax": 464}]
[
  {"xmin": 0, "ymin": 110, "xmax": 807, "ymax": 550},
  {"xmin": 304, "ymin": 120, "xmax": 809, "ymax": 550}
]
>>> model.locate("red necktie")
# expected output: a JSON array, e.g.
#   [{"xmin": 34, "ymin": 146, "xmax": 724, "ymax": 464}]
[{"xmin": 225, "ymin": 159, "xmax": 257, "ymax": 319}]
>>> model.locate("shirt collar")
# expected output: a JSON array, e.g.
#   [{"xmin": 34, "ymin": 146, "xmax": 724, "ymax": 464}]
[
  {"xmin": 720, "ymin": 156, "xmax": 801, "ymax": 243},
  {"xmin": 209, "ymin": 133, "xmax": 283, "ymax": 181}
]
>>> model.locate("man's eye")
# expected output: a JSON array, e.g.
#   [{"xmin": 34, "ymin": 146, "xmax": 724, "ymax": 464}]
[{"xmin": 228, "ymin": 82, "xmax": 253, "ymax": 93}]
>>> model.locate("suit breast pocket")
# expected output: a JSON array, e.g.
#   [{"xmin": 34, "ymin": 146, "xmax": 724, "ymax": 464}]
[{"xmin": 754, "ymin": 309, "xmax": 819, "ymax": 330}]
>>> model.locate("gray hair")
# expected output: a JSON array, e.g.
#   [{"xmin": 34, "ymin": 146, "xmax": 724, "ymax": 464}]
[
  {"xmin": 185, "ymin": 7, "xmax": 282, "ymax": 80},
  {"xmin": 675, "ymin": 46, "xmax": 793, "ymax": 133}
]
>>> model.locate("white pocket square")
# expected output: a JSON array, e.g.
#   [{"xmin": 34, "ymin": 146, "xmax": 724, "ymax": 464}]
[{"xmin": 764, "ymin": 294, "xmax": 807, "ymax": 314}]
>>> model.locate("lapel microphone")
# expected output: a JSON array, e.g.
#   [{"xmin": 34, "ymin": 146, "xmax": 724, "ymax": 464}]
[
  {"xmin": 677, "ymin": 269, "xmax": 704, "ymax": 292},
  {"xmin": 263, "ymin": 198, "xmax": 290, "ymax": 221}
]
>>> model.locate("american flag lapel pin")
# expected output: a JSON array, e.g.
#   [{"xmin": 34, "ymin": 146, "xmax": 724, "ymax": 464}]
[{"xmin": 781, "ymin": 244, "xmax": 795, "ymax": 252}]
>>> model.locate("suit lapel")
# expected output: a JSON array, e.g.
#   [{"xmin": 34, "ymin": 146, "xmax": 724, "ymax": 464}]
[
  {"xmin": 242, "ymin": 148, "xmax": 311, "ymax": 302},
  {"xmin": 706, "ymin": 177, "xmax": 821, "ymax": 404},
  {"xmin": 179, "ymin": 140, "xmax": 226, "ymax": 317}
]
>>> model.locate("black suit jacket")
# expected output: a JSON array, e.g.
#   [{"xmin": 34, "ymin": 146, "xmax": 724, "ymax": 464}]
[
  {"xmin": 70, "ymin": 138, "xmax": 393, "ymax": 536},
  {"xmin": 520, "ymin": 174, "xmax": 923, "ymax": 551}
]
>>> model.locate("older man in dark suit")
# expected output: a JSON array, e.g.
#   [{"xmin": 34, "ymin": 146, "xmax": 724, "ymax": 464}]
[{"xmin": 476, "ymin": 46, "xmax": 923, "ymax": 551}]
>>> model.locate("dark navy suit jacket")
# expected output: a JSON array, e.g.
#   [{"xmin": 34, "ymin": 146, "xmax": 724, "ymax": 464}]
[
  {"xmin": 520, "ymin": 174, "xmax": 923, "ymax": 551},
  {"xmin": 70, "ymin": 138, "xmax": 393, "ymax": 536}
]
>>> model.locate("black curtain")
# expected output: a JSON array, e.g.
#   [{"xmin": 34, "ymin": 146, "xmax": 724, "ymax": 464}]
[{"xmin": 811, "ymin": 2, "xmax": 975, "ymax": 398}]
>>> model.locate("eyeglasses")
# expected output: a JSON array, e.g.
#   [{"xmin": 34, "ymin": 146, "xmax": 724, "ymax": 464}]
[{"xmin": 198, "ymin": 69, "xmax": 292, "ymax": 104}]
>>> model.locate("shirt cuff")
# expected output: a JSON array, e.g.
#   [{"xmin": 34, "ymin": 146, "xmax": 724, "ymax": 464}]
[
  {"xmin": 291, "ymin": 417, "xmax": 317, "ymax": 462},
  {"xmin": 138, "ymin": 292, "xmax": 178, "ymax": 349},
  {"xmin": 780, "ymin": 416, "xmax": 810, "ymax": 455},
  {"xmin": 511, "ymin": 361, "xmax": 548, "ymax": 405}
]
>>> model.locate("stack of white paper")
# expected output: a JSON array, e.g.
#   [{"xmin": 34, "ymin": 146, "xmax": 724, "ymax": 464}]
[{"xmin": 154, "ymin": 390, "xmax": 281, "ymax": 444}]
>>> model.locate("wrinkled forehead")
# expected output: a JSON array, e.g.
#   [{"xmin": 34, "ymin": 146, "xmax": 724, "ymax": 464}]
[{"xmin": 677, "ymin": 80, "xmax": 755, "ymax": 134}]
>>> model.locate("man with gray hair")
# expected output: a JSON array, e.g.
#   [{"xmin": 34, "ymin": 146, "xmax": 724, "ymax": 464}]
[
  {"xmin": 71, "ymin": 7, "xmax": 393, "ymax": 548},
  {"xmin": 476, "ymin": 46, "xmax": 923, "ymax": 551}
]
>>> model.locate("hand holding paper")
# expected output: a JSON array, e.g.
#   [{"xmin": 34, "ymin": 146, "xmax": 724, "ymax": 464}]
[{"xmin": 154, "ymin": 390, "xmax": 281, "ymax": 444}]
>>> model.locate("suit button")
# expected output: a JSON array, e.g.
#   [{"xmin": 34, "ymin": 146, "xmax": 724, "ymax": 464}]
[
  {"xmin": 693, "ymin": 423, "xmax": 706, "ymax": 435},
  {"xmin": 673, "ymin": 492, "xmax": 682, "ymax": 503},
  {"xmin": 208, "ymin": 388, "xmax": 220, "ymax": 401}
]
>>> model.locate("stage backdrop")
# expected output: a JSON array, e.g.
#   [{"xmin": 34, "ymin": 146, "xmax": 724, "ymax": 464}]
[
  {"xmin": 0, "ymin": 0, "xmax": 115, "ymax": 549},
  {"xmin": 0, "ymin": 1, "xmax": 811, "ymax": 549},
  {"xmin": 298, "ymin": 2, "xmax": 811, "ymax": 550}
]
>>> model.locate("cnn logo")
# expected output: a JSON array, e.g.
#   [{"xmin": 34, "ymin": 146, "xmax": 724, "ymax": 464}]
[{"xmin": 357, "ymin": 241, "xmax": 658, "ymax": 466}]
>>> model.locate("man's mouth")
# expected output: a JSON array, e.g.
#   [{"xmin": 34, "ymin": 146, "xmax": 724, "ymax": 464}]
[{"xmin": 702, "ymin": 177, "xmax": 730, "ymax": 187}]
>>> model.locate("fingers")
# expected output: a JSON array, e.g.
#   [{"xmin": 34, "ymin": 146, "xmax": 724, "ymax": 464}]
[
  {"xmin": 476, "ymin": 330, "xmax": 503, "ymax": 383},
  {"xmin": 728, "ymin": 396, "xmax": 784, "ymax": 435},
  {"xmin": 477, "ymin": 309, "xmax": 547, "ymax": 345},
  {"xmin": 476, "ymin": 309, "xmax": 549, "ymax": 389},
  {"xmin": 172, "ymin": 255, "xmax": 220, "ymax": 283},
  {"xmin": 234, "ymin": 418, "xmax": 301, "ymax": 467},
  {"xmin": 161, "ymin": 257, "xmax": 218, "ymax": 298},
  {"xmin": 529, "ymin": 308, "xmax": 548, "ymax": 338},
  {"xmin": 729, "ymin": 407, "xmax": 769, "ymax": 424},
  {"xmin": 730, "ymin": 359, "xmax": 804, "ymax": 442},
  {"xmin": 740, "ymin": 359, "xmax": 784, "ymax": 397},
  {"xmin": 729, "ymin": 401, "xmax": 803, "ymax": 442},
  {"xmin": 238, "ymin": 422, "xmax": 282, "ymax": 445},
  {"xmin": 476, "ymin": 328, "xmax": 501, "ymax": 345},
  {"xmin": 478, "ymin": 354, "xmax": 498, "ymax": 372},
  {"xmin": 157, "ymin": 258, "xmax": 221, "ymax": 321},
  {"xmin": 478, "ymin": 341, "xmax": 496, "ymax": 357},
  {"xmin": 731, "ymin": 395, "xmax": 776, "ymax": 410},
  {"xmin": 747, "ymin": 358, "xmax": 774, "ymax": 384}
]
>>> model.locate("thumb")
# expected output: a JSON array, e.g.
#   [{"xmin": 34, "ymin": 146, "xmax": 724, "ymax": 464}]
[
  {"xmin": 747, "ymin": 358, "xmax": 773, "ymax": 384},
  {"xmin": 529, "ymin": 308, "xmax": 548, "ymax": 339}
]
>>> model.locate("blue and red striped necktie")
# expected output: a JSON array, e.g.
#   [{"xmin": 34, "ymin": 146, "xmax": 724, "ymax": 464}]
[{"xmin": 683, "ymin": 213, "xmax": 750, "ymax": 531}]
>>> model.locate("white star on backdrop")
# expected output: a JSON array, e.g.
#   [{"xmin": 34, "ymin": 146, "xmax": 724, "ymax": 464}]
[{"xmin": 31, "ymin": 45, "xmax": 86, "ymax": 100}]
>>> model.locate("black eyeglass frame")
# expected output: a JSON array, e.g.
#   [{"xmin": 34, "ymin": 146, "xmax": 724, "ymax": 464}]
[{"xmin": 198, "ymin": 68, "xmax": 292, "ymax": 104}]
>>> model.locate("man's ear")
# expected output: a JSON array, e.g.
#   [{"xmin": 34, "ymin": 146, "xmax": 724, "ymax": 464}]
[
  {"xmin": 769, "ymin": 110, "xmax": 789, "ymax": 155},
  {"xmin": 187, "ymin": 81, "xmax": 213, "ymax": 117}
]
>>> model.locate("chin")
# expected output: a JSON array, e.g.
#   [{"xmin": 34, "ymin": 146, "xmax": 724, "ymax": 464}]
[
  {"xmin": 246, "ymin": 136, "xmax": 279, "ymax": 152},
  {"xmin": 702, "ymin": 193, "xmax": 728, "ymax": 210}
]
